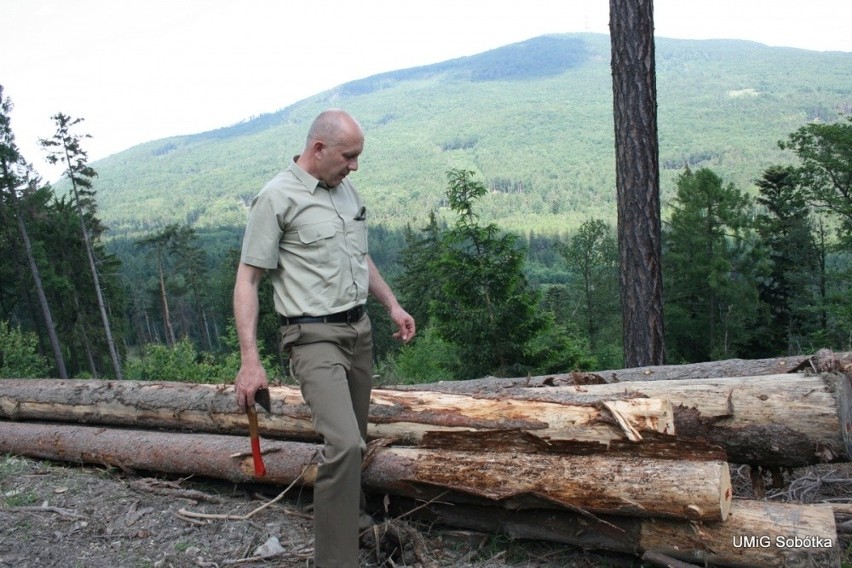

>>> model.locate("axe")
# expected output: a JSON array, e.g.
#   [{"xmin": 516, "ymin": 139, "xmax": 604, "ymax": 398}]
[{"xmin": 246, "ymin": 387, "xmax": 271, "ymax": 477}]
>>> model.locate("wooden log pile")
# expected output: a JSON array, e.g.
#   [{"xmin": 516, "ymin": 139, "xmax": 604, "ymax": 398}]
[{"xmin": 1, "ymin": 350, "xmax": 849, "ymax": 567}]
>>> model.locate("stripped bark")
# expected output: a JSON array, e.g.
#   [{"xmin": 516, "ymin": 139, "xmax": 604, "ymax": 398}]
[
  {"xmin": 0, "ymin": 379, "xmax": 674, "ymax": 445},
  {"xmin": 507, "ymin": 373, "xmax": 852, "ymax": 467},
  {"xmin": 2, "ymin": 372, "xmax": 849, "ymax": 467},
  {"xmin": 391, "ymin": 372, "xmax": 851, "ymax": 468},
  {"xmin": 0, "ymin": 421, "xmax": 732, "ymax": 521}
]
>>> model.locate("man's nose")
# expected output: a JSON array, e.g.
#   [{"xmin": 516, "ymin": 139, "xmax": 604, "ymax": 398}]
[{"xmin": 348, "ymin": 158, "xmax": 359, "ymax": 171}]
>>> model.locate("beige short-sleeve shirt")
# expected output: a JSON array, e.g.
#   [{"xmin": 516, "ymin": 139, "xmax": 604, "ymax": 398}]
[{"xmin": 240, "ymin": 160, "xmax": 369, "ymax": 317}]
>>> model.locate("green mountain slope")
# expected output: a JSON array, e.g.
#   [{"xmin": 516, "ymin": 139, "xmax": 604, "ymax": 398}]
[{"xmin": 87, "ymin": 33, "xmax": 852, "ymax": 236}]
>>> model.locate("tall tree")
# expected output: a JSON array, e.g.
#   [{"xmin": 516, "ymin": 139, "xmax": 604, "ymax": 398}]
[
  {"xmin": 754, "ymin": 166, "xmax": 820, "ymax": 354},
  {"xmin": 136, "ymin": 224, "xmax": 212, "ymax": 348},
  {"xmin": 136, "ymin": 225, "xmax": 181, "ymax": 347},
  {"xmin": 664, "ymin": 168, "xmax": 763, "ymax": 362},
  {"xmin": 0, "ymin": 86, "xmax": 68, "ymax": 378},
  {"xmin": 418, "ymin": 170, "xmax": 546, "ymax": 379},
  {"xmin": 609, "ymin": 0, "xmax": 666, "ymax": 366},
  {"xmin": 558, "ymin": 219, "xmax": 619, "ymax": 354},
  {"xmin": 780, "ymin": 116, "xmax": 852, "ymax": 244},
  {"xmin": 171, "ymin": 227, "xmax": 214, "ymax": 351},
  {"xmin": 40, "ymin": 114, "xmax": 124, "ymax": 379}
]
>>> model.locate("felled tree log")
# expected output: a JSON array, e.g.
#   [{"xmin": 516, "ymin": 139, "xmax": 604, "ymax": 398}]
[
  {"xmin": 0, "ymin": 379, "xmax": 675, "ymax": 445},
  {"xmin": 639, "ymin": 499, "xmax": 840, "ymax": 567},
  {"xmin": 398, "ymin": 499, "xmax": 839, "ymax": 568},
  {"xmin": 507, "ymin": 373, "xmax": 852, "ymax": 467},
  {"xmin": 4, "ymin": 372, "xmax": 849, "ymax": 467},
  {"xmin": 0, "ymin": 421, "xmax": 732, "ymax": 521},
  {"xmin": 393, "ymin": 373, "xmax": 851, "ymax": 468},
  {"xmin": 396, "ymin": 353, "xmax": 831, "ymax": 394}
]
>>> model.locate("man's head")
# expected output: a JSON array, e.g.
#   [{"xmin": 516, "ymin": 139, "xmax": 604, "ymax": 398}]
[{"xmin": 298, "ymin": 109, "xmax": 364, "ymax": 188}]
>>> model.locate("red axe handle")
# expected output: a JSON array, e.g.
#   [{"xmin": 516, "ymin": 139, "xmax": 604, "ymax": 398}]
[{"xmin": 246, "ymin": 405, "xmax": 266, "ymax": 477}]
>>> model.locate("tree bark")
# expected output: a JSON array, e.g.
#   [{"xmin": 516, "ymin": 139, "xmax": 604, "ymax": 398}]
[
  {"xmin": 511, "ymin": 372, "xmax": 852, "ymax": 467},
  {"xmin": 401, "ymin": 498, "xmax": 839, "ymax": 568},
  {"xmin": 0, "ymin": 421, "xmax": 732, "ymax": 521},
  {"xmin": 639, "ymin": 499, "xmax": 840, "ymax": 567},
  {"xmin": 610, "ymin": 0, "xmax": 666, "ymax": 367},
  {"xmin": 0, "ymin": 379, "xmax": 675, "ymax": 445},
  {"xmin": 1, "ymin": 372, "xmax": 849, "ymax": 467},
  {"xmin": 395, "ymin": 372, "xmax": 852, "ymax": 468}
]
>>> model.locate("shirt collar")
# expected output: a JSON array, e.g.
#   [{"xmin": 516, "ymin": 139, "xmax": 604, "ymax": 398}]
[{"xmin": 288, "ymin": 156, "xmax": 328, "ymax": 194}]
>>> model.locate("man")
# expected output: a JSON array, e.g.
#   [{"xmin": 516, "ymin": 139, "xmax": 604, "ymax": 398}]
[{"xmin": 233, "ymin": 109, "xmax": 415, "ymax": 568}]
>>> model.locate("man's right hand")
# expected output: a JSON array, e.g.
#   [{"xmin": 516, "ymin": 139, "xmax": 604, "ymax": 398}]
[{"xmin": 235, "ymin": 360, "xmax": 268, "ymax": 413}]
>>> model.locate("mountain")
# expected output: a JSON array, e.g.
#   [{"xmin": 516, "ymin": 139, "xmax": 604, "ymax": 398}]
[{"xmin": 85, "ymin": 33, "xmax": 852, "ymax": 236}]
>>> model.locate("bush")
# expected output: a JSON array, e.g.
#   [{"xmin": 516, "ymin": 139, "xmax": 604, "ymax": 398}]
[
  {"xmin": 379, "ymin": 328, "xmax": 459, "ymax": 385},
  {"xmin": 0, "ymin": 320, "xmax": 51, "ymax": 378},
  {"xmin": 124, "ymin": 338, "xmax": 217, "ymax": 382},
  {"xmin": 522, "ymin": 322, "xmax": 597, "ymax": 375},
  {"xmin": 124, "ymin": 321, "xmax": 280, "ymax": 384}
]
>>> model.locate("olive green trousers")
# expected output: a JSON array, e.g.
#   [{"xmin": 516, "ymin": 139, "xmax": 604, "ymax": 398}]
[{"xmin": 284, "ymin": 314, "xmax": 373, "ymax": 568}]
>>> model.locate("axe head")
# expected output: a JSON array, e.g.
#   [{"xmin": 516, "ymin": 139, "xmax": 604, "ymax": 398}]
[{"xmin": 255, "ymin": 387, "xmax": 272, "ymax": 413}]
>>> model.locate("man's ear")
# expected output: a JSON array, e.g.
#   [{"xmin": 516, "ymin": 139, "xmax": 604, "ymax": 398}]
[{"xmin": 311, "ymin": 140, "xmax": 326, "ymax": 158}]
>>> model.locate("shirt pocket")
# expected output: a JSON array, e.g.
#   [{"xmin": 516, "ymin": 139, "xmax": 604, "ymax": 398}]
[
  {"xmin": 347, "ymin": 220, "xmax": 368, "ymax": 257},
  {"xmin": 290, "ymin": 221, "xmax": 337, "ymax": 265}
]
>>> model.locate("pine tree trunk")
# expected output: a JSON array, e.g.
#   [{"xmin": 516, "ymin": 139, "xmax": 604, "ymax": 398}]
[
  {"xmin": 75, "ymin": 320, "xmax": 98, "ymax": 379},
  {"xmin": 610, "ymin": 0, "xmax": 665, "ymax": 367},
  {"xmin": 12, "ymin": 203, "xmax": 68, "ymax": 379},
  {"xmin": 156, "ymin": 253, "xmax": 175, "ymax": 347},
  {"xmin": 76, "ymin": 200, "xmax": 123, "ymax": 379}
]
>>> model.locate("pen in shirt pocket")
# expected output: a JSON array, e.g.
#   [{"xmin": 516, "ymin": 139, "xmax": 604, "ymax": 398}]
[{"xmin": 354, "ymin": 206, "xmax": 367, "ymax": 221}]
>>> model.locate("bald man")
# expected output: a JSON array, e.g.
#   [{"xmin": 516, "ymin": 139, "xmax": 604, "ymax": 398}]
[{"xmin": 234, "ymin": 109, "xmax": 415, "ymax": 567}]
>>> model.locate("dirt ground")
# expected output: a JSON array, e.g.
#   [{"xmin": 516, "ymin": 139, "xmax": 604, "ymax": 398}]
[{"xmin": 0, "ymin": 455, "xmax": 628, "ymax": 568}]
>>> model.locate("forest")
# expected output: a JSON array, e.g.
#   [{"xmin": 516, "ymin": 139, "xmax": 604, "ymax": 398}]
[
  {"xmin": 2, "ymin": 77, "xmax": 851, "ymax": 382},
  {"xmin": 68, "ymin": 34, "xmax": 852, "ymax": 237}
]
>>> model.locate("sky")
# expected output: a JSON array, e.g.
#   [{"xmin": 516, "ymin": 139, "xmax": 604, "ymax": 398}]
[{"xmin": 3, "ymin": 0, "xmax": 851, "ymax": 181}]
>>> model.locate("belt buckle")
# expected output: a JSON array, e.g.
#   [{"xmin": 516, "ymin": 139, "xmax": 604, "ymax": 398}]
[{"xmin": 347, "ymin": 306, "xmax": 360, "ymax": 323}]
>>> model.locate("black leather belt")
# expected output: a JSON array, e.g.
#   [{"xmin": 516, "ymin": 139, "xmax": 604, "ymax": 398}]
[{"xmin": 280, "ymin": 305, "xmax": 364, "ymax": 326}]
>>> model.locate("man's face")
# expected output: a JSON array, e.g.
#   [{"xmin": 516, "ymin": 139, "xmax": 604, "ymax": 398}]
[{"xmin": 316, "ymin": 128, "xmax": 363, "ymax": 188}]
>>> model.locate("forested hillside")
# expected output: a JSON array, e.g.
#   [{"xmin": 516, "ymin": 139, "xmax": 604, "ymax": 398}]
[
  {"xmin": 84, "ymin": 33, "xmax": 852, "ymax": 237},
  {"xmin": 4, "ymin": 33, "xmax": 851, "ymax": 383}
]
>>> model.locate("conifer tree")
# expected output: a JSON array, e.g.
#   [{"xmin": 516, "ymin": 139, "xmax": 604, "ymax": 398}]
[
  {"xmin": 781, "ymin": 117, "xmax": 852, "ymax": 244},
  {"xmin": 40, "ymin": 113, "xmax": 123, "ymax": 379},
  {"xmin": 664, "ymin": 168, "xmax": 764, "ymax": 361},
  {"xmin": 429, "ymin": 169, "xmax": 544, "ymax": 379},
  {"xmin": 0, "ymin": 86, "xmax": 68, "ymax": 378},
  {"xmin": 754, "ymin": 166, "xmax": 820, "ymax": 353}
]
